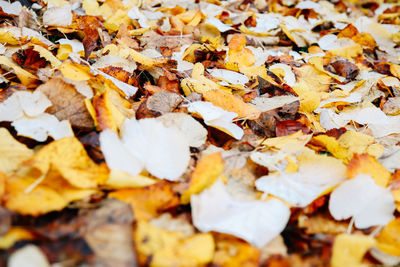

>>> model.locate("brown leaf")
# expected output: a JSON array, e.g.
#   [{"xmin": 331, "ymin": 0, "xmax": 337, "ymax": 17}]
[
  {"xmin": 12, "ymin": 47, "xmax": 47, "ymax": 71},
  {"xmin": 330, "ymin": 60, "xmax": 360, "ymax": 80},
  {"xmin": 136, "ymin": 91, "xmax": 182, "ymax": 119},
  {"xmin": 38, "ymin": 78, "xmax": 94, "ymax": 130}
]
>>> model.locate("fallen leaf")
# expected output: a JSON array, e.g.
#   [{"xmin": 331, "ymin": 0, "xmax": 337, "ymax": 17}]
[
  {"xmin": 187, "ymin": 101, "xmax": 244, "ymax": 140},
  {"xmin": 191, "ymin": 180, "xmax": 290, "ymax": 248},
  {"xmin": 134, "ymin": 220, "xmax": 214, "ymax": 267},
  {"xmin": 256, "ymin": 153, "xmax": 346, "ymax": 207},
  {"xmin": 0, "ymin": 128, "xmax": 33, "ymax": 175},
  {"xmin": 203, "ymin": 89, "xmax": 261, "ymax": 120},
  {"xmin": 347, "ymin": 153, "xmax": 391, "ymax": 187},
  {"xmin": 329, "ymin": 174, "xmax": 395, "ymax": 229},
  {"xmin": 181, "ymin": 152, "xmax": 224, "ymax": 204},
  {"xmin": 376, "ymin": 218, "xmax": 400, "ymax": 257},
  {"xmin": 331, "ymin": 234, "xmax": 375, "ymax": 267},
  {"xmin": 38, "ymin": 78, "xmax": 94, "ymax": 130},
  {"xmin": 109, "ymin": 182, "xmax": 180, "ymax": 220}
]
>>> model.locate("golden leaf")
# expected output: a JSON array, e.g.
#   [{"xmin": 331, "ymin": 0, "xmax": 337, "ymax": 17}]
[
  {"xmin": 347, "ymin": 154, "xmax": 391, "ymax": 187},
  {"xmin": 331, "ymin": 234, "xmax": 375, "ymax": 267},
  {"xmin": 376, "ymin": 218, "xmax": 400, "ymax": 257},
  {"xmin": 181, "ymin": 152, "xmax": 224, "ymax": 204},
  {"xmin": 109, "ymin": 182, "xmax": 180, "ymax": 220},
  {"xmin": 203, "ymin": 90, "xmax": 261, "ymax": 120},
  {"xmin": 0, "ymin": 128, "xmax": 33, "ymax": 175},
  {"xmin": 4, "ymin": 169, "xmax": 98, "ymax": 215},
  {"xmin": 0, "ymin": 56, "xmax": 38, "ymax": 86},
  {"xmin": 134, "ymin": 220, "xmax": 214, "ymax": 267},
  {"xmin": 24, "ymin": 137, "xmax": 109, "ymax": 188}
]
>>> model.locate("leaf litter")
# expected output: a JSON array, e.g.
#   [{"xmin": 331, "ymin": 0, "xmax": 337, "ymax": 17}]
[{"xmin": 1, "ymin": 0, "xmax": 400, "ymax": 266}]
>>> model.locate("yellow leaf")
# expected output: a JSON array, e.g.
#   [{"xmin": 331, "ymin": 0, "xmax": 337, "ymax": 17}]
[
  {"xmin": 104, "ymin": 10, "xmax": 131, "ymax": 32},
  {"xmin": 0, "ymin": 228, "xmax": 34, "ymax": 250},
  {"xmin": 32, "ymin": 45, "xmax": 61, "ymax": 68},
  {"xmin": 0, "ymin": 28, "xmax": 20, "ymax": 45},
  {"xmin": 181, "ymin": 152, "xmax": 224, "ymax": 204},
  {"xmin": 212, "ymin": 233, "xmax": 260, "ymax": 267},
  {"xmin": 292, "ymin": 83, "xmax": 321, "ymax": 113},
  {"xmin": 0, "ymin": 128, "xmax": 33, "ymax": 175},
  {"xmin": 109, "ymin": 182, "xmax": 180, "ymax": 220},
  {"xmin": 203, "ymin": 90, "xmax": 261, "ymax": 120},
  {"xmin": 295, "ymin": 63, "xmax": 332, "ymax": 93},
  {"xmin": 135, "ymin": 220, "xmax": 214, "ymax": 267},
  {"xmin": 4, "ymin": 169, "xmax": 98, "ymax": 215},
  {"xmin": 347, "ymin": 153, "xmax": 391, "ymax": 187},
  {"xmin": 181, "ymin": 63, "xmax": 223, "ymax": 95},
  {"xmin": 59, "ymin": 60, "xmax": 92, "ymax": 81},
  {"xmin": 376, "ymin": 218, "xmax": 400, "ymax": 257},
  {"xmin": 106, "ymin": 170, "xmax": 156, "ymax": 189},
  {"xmin": 129, "ymin": 48, "xmax": 159, "ymax": 67},
  {"xmin": 92, "ymin": 89, "xmax": 126, "ymax": 132},
  {"xmin": 313, "ymin": 131, "xmax": 384, "ymax": 163},
  {"xmin": 228, "ymin": 34, "xmax": 255, "ymax": 67},
  {"xmin": 24, "ymin": 137, "xmax": 109, "ymax": 188},
  {"xmin": 331, "ymin": 234, "xmax": 375, "ymax": 267},
  {"xmin": 82, "ymin": 0, "xmax": 101, "ymax": 16},
  {"xmin": 328, "ymin": 43, "xmax": 363, "ymax": 59},
  {"xmin": 0, "ymin": 56, "xmax": 38, "ymax": 86}
]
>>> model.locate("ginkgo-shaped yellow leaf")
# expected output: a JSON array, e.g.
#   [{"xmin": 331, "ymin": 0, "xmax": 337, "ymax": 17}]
[
  {"xmin": 0, "ymin": 128, "xmax": 33, "ymax": 175},
  {"xmin": 181, "ymin": 63, "xmax": 224, "ymax": 96},
  {"xmin": 134, "ymin": 220, "xmax": 214, "ymax": 267},
  {"xmin": 181, "ymin": 152, "xmax": 224, "ymax": 204},
  {"xmin": 23, "ymin": 137, "xmax": 109, "ymax": 188},
  {"xmin": 203, "ymin": 90, "xmax": 261, "ymax": 120},
  {"xmin": 331, "ymin": 234, "xmax": 375, "ymax": 267},
  {"xmin": 376, "ymin": 218, "xmax": 400, "ymax": 257},
  {"xmin": 4, "ymin": 168, "xmax": 98, "ymax": 215}
]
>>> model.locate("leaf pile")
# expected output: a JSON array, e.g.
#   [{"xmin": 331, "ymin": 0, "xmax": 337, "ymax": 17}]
[{"xmin": 1, "ymin": 0, "xmax": 400, "ymax": 266}]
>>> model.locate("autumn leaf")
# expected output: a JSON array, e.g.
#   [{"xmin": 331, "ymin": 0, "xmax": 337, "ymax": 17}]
[
  {"xmin": 181, "ymin": 152, "xmax": 224, "ymax": 204},
  {"xmin": 0, "ymin": 128, "xmax": 33, "ymax": 175}
]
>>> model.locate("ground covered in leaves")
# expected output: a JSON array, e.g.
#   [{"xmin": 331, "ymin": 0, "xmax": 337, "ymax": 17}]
[{"xmin": 1, "ymin": 0, "xmax": 400, "ymax": 266}]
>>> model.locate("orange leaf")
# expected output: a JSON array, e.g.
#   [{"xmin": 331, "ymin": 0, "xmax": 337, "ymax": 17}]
[
  {"xmin": 347, "ymin": 154, "xmax": 391, "ymax": 187},
  {"xmin": 203, "ymin": 90, "xmax": 261, "ymax": 120},
  {"xmin": 109, "ymin": 182, "xmax": 180, "ymax": 220}
]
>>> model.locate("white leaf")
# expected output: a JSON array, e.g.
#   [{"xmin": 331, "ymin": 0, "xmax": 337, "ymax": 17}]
[
  {"xmin": 128, "ymin": 6, "xmax": 150, "ymax": 28},
  {"xmin": 16, "ymin": 90, "xmax": 52, "ymax": 117},
  {"xmin": 329, "ymin": 174, "xmax": 395, "ymax": 229},
  {"xmin": 0, "ymin": 93, "xmax": 23, "ymax": 121},
  {"xmin": 187, "ymin": 101, "xmax": 244, "ymax": 140},
  {"xmin": 0, "ymin": 0, "xmax": 21, "ymax": 15},
  {"xmin": 58, "ymin": 39, "xmax": 84, "ymax": 52},
  {"xmin": 156, "ymin": 113, "xmax": 208, "ymax": 147},
  {"xmin": 12, "ymin": 113, "xmax": 73, "ymax": 142},
  {"xmin": 206, "ymin": 17, "xmax": 233, "ymax": 32},
  {"xmin": 43, "ymin": 5, "xmax": 73, "ymax": 27},
  {"xmin": 101, "ymin": 118, "xmax": 191, "ymax": 181},
  {"xmin": 269, "ymin": 64, "xmax": 296, "ymax": 86},
  {"xmin": 99, "ymin": 129, "xmax": 144, "ymax": 176},
  {"xmin": 255, "ymin": 153, "xmax": 346, "ymax": 207},
  {"xmin": 191, "ymin": 180, "xmax": 290, "ymax": 248},
  {"xmin": 207, "ymin": 68, "xmax": 249, "ymax": 85},
  {"xmin": 251, "ymin": 95, "xmax": 299, "ymax": 112},
  {"xmin": 8, "ymin": 245, "xmax": 50, "ymax": 267}
]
